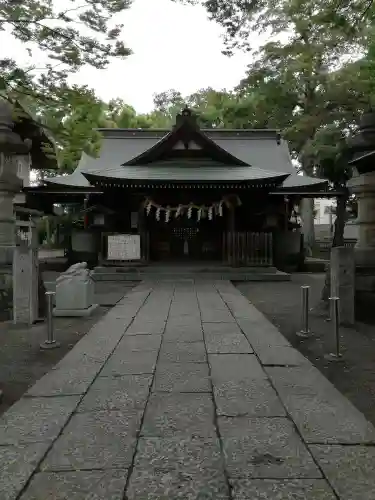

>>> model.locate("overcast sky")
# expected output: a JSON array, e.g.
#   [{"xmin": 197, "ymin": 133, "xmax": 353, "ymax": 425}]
[{"xmin": 2, "ymin": 0, "xmax": 254, "ymax": 113}]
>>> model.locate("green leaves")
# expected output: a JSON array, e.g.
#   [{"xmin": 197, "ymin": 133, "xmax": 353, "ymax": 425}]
[
  {"xmin": 0, "ymin": 0, "xmax": 133, "ymax": 174},
  {"xmin": 0, "ymin": 0, "xmax": 132, "ymax": 106}
]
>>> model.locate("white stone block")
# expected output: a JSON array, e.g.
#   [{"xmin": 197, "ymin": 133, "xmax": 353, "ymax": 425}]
[
  {"xmin": 55, "ymin": 278, "xmax": 95, "ymax": 310},
  {"xmin": 54, "ymin": 262, "xmax": 96, "ymax": 314}
]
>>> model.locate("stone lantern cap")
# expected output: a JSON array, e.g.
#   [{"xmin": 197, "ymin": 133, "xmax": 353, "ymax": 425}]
[{"xmin": 0, "ymin": 99, "xmax": 30, "ymax": 155}]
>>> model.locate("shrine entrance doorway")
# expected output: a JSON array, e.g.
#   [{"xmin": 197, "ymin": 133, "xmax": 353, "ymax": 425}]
[{"xmin": 148, "ymin": 217, "xmax": 223, "ymax": 262}]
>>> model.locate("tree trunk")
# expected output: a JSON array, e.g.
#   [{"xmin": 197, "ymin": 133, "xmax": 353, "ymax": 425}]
[
  {"xmin": 321, "ymin": 190, "xmax": 348, "ymax": 303},
  {"xmin": 332, "ymin": 192, "xmax": 347, "ymax": 247},
  {"xmin": 301, "ymin": 198, "xmax": 315, "ymax": 257}
]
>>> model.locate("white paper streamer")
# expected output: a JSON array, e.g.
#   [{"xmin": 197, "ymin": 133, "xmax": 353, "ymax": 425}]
[
  {"xmin": 143, "ymin": 196, "xmax": 239, "ymax": 222},
  {"xmin": 219, "ymin": 201, "xmax": 223, "ymax": 217},
  {"xmin": 175, "ymin": 205, "xmax": 182, "ymax": 218}
]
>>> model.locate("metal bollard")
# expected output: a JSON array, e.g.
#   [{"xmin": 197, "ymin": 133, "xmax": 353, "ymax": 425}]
[
  {"xmin": 40, "ymin": 292, "xmax": 60, "ymax": 350},
  {"xmin": 324, "ymin": 297, "xmax": 343, "ymax": 361},
  {"xmin": 296, "ymin": 285, "xmax": 311, "ymax": 338}
]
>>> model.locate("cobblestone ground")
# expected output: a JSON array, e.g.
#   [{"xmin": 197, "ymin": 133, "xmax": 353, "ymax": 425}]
[{"xmin": 1, "ymin": 280, "xmax": 375, "ymax": 499}]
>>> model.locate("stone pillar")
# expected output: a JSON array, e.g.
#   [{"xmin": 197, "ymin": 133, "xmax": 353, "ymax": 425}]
[
  {"xmin": 348, "ymin": 171, "xmax": 375, "ymax": 267},
  {"xmin": 330, "ymin": 246, "xmax": 355, "ymax": 325},
  {"xmin": 0, "ymin": 158, "xmax": 20, "ymax": 319},
  {"xmin": 0, "ymin": 100, "xmax": 29, "ymax": 320}
]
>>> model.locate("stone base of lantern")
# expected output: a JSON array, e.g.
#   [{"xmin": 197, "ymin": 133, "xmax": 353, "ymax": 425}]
[
  {"xmin": 348, "ymin": 171, "xmax": 375, "ymax": 321},
  {"xmin": 354, "ymin": 266, "xmax": 375, "ymax": 322}
]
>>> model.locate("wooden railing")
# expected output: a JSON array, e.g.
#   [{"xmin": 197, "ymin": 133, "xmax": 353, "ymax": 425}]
[{"xmin": 223, "ymin": 231, "xmax": 273, "ymax": 267}]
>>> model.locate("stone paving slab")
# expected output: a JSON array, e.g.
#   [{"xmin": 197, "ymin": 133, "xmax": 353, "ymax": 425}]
[
  {"xmin": 3, "ymin": 279, "xmax": 375, "ymax": 499},
  {"xmin": 0, "ymin": 443, "xmax": 51, "ymax": 500},
  {"xmin": 25, "ymin": 363, "xmax": 103, "ymax": 397},
  {"xmin": 126, "ymin": 436, "xmax": 229, "ymax": 500},
  {"xmin": 202, "ymin": 321, "xmax": 243, "ymax": 335},
  {"xmin": 209, "ymin": 354, "xmax": 267, "ymax": 380},
  {"xmin": 231, "ymin": 479, "xmax": 336, "ymax": 499},
  {"xmin": 213, "ymin": 379, "xmax": 286, "ymax": 417},
  {"xmin": 159, "ymin": 340, "xmax": 207, "ymax": 363},
  {"xmin": 165, "ymin": 316, "xmax": 202, "ymax": 326},
  {"xmin": 205, "ymin": 332, "xmax": 253, "ymax": 353},
  {"xmin": 76, "ymin": 374, "xmax": 152, "ymax": 412},
  {"xmin": 0, "ymin": 396, "xmax": 80, "ymax": 445},
  {"xmin": 266, "ymin": 366, "xmax": 375, "ymax": 444},
  {"xmin": 100, "ymin": 350, "xmax": 158, "ymax": 376},
  {"xmin": 154, "ymin": 362, "xmax": 211, "ymax": 392},
  {"xmin": 142, "ymin": 392, "xmax": 216, "ymax": 437},
  {"xmin": 163, "ymin": 325, "xmax": 204, "ymax": 342},
  {"xmin": 256, "ymin": 345, "xmax": 310, "ymax": 366},
  {"xmin": 309, "ymin": 445, "xmax": 375, "ymax": 500},
  {"xmin": 125, "ymin": 320, "xmax": 167, "ymax": 335},
  {"xmin": 237, "ymin": 317, "xmax": 292, "ymax": 348},
  {"xmin": 41, "ymin": 410, "xmax": 142, "ymax": 471},
  {"xmin": 20, "ymin": 470, "xmax": 129, "ymax": 500},
  {"xmin": 116, "ymin": 334, "xmax": 162, "ymax": 352},
  {"xmin": 218, "ymin": 416, "xmax": 321, "ymax": 479},
  {"xmin": 200, "ymin": 311, "xmax": 236, "ymax": 323}
]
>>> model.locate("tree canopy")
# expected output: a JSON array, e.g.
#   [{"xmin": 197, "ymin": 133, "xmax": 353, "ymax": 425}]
[
  {"xmin": 0, "ymin": 0, "xmax": 133, "ymax": 162},
  {"xmin": 0, "ymin": 0, "xmax": 132, "ymax": 97},
  {"xmin": 177, "ymin": 0, "xmax": 375, "ymax": 250}
]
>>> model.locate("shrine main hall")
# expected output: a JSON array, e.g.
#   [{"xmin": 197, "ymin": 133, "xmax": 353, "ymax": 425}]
[{"xmin": 26, "ymin": 108, "xmax": 328, "ymax": 275}]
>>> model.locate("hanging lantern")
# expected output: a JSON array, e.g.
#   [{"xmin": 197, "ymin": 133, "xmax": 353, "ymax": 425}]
[
  {"xmin": 146, "ymin": 202, "xmax": 152, "ymax": 216},
  {"xmin": 197, "ymin": 208, "xmax": 202, "ymax": 222},
  {"xmin": 156, "ymin": 207, "xmax": 161, "ymax": 221},
  {"xmin": 208, "ymin": 206, "xmax": 213, "ymax": 220},
  {"xmin": 165, "ymin": 209, "xmax": 170, "ymax": 223},
  {"xmin": 187, "ymin": 205, "xmax": 193, "ymax": 219}
]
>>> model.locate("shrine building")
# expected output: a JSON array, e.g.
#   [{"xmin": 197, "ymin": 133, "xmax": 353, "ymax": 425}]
[{"xmin": 25, "ymin": 107, "xmax": 330, "ymax": 276}]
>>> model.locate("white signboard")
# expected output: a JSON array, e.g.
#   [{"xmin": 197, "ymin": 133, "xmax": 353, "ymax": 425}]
[{"xmin": 107, "ymin": 234, "xmax": 141, "ymax": 261}]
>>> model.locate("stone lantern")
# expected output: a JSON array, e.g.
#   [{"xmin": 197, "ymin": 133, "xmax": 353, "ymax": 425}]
[
  {"xmin": 0, "ymin": 99, "xmax": 30, "ymax": 319},
  {"xmin": 347, "ymin": 110, "xmax": 375, "ymax": 312}
]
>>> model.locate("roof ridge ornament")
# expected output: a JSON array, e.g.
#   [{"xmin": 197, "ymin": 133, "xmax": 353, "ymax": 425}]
[{"xmin": 175, "ymin": 106, "xmax": 198, "ymax": 130}]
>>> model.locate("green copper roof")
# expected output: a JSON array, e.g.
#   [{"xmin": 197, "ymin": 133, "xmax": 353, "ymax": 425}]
[
  {"xmin": 42, "ymin": 116, "xmax": 327, "ymax": 191},
  {"xmin": 83, "ymin": 165, "xmax": 289, "ymax": 183}
]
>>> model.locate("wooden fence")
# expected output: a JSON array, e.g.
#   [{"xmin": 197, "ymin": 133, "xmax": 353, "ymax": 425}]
[
  {"xmin": 315, "ymin": 238, "xmax": 356, "ymax": 258},
  {"xmin": 223, "ymin": 231, "xmax": 273, "ymax": 266}
]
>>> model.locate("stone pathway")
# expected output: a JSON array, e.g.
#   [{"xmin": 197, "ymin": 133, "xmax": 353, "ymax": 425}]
[{"xmin": 1, "ymin": 280, "xmax": 375, "ymax": 499}]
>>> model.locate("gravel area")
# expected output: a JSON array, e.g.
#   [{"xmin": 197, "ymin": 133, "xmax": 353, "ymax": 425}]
[
  {"xmin": 0, "ymin": 281, "xmax": 137, "ymax": 416},
  {"xmin": 237, "ymin": 274, "xmax": 375, "ymax": 427}
]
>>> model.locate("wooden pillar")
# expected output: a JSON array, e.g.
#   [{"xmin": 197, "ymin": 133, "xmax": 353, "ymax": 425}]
[
  {"xmin": 226, "ymin": 206, "xmax": 236, "ymax": 265},
  {"xmin": 228, "ymin": 206, "xmax": 235, "ymax": 232},
  {"xmin": 138, "ymin": 202, "xmax": 149, "ymax": 262}
]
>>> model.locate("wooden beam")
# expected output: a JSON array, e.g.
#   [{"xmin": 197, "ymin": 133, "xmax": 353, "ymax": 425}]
[{"xmin": 270, "ymin": 191, "xmax": 344, "ymax": 197}]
